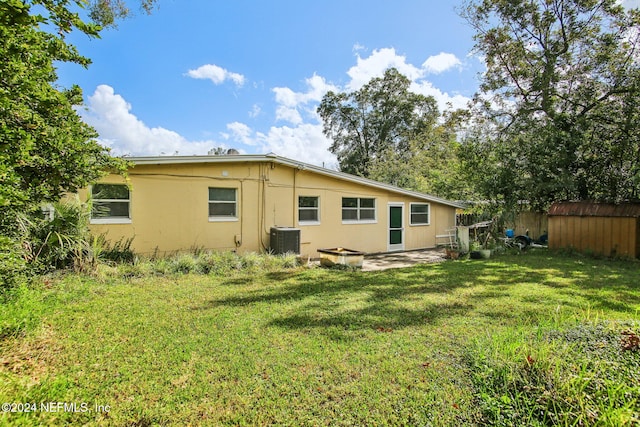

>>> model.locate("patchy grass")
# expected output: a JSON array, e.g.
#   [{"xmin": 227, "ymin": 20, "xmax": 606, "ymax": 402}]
[{"xmin": 1, "ymin": 250, "xmax": 639, "ymax": 425}]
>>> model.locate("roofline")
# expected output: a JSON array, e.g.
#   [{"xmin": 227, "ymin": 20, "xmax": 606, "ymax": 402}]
[{"xmin": 126, "ymin": 154, "xmax": 466, "ymax": 208}]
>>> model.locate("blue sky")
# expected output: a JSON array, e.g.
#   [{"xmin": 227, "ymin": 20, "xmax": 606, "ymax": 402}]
[{"xmin": 56, "ymin": 0, "xmax": 638, "ymax": 167}]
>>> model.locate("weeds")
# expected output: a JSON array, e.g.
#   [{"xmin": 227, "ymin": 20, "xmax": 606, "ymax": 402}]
[
  {"xmin": 99, "ymin": 236, "xmax": 135, "ymax": 264},
  {"xmin": 0, "ymin": 236, "xmax": 25, "ymax": 293},
  {"xmin": 468, "ymin": 320, "xmax": 640, "ymax": 426}
]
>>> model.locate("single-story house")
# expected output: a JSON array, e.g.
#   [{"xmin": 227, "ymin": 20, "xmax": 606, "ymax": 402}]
[
  {"xmin": 548, "ymin": 201, "xmax": 640, "ymax": 258},
  {"xmin": 78, "ymin": 154, "xmax": 464, "ymax": 258}
]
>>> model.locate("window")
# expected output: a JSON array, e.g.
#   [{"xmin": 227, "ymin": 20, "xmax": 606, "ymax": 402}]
[
  {"xmin": 209, "ymin": 187, "xmax": 237, "ymax": 220},
  {"xmin": 342, "ymin": 197, "xmax": 376, "ymax": 222},
  {"xmin": 410, "ymin": 203, "xmax": 430, "ymax": 225},
  {"xmin": 91, "ymin": 184, "xmax": 131, "ymax": 223},
  {"xmin": 299, "ymin": 196, "xmax": 320, "ymax": 224}
]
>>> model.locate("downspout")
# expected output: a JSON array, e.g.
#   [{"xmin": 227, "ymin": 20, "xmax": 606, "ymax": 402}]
[
  {"xmin": 259, "ymin": 163, "xmax": 267, "ymax": 251},
  {"xmin": 259, "ymin": 162, "xmax": 272, "ymax": 252},
  {"xmin": 235, "ymin": 179, "xmax": 244, "ymax": 250},
  {"xmin": 293, "ymin": 167, "xmax": 297, "ymax": 227}
]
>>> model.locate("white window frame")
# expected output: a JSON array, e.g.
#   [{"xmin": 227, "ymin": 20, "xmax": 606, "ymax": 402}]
[
  {"xmin": 208, "ymin": 187, "xmax": 238, "ymax": 222},
  {"xmin": 90, "ymin": 184, "xmax": 132, "ymax": 224},
  {"xmin": 410, "ymin": 202, "xmax": 430, "ymax": 226},
  {"xmin": 298, "ymin": 196, "xmax": 320, "ymax": 225},
  {"xmin": 342, "ymin": 197, "xmax": 377, "ymax": 224}
]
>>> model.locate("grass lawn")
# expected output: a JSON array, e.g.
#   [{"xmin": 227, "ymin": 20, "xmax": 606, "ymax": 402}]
[{"xmin": 1, "ymin": 249, "xmax": 639, "ymax": 426}]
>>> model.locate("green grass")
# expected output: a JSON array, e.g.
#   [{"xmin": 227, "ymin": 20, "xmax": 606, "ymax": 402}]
[{"xmin": 1, "ymin": 250, "xmax": 639, "ymax": 426}]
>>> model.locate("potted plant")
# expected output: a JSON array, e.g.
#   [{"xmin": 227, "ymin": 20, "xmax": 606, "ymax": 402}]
[{"xmin": 470, "ymin": 239, "xmax": 491, "ymax": 259}]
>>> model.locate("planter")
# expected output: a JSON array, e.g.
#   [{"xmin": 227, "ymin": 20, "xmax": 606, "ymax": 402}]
[
  {"xmin": 318, "ymin": 248, "xmax": 365, "ymax": 268},
  {"xmin": 445, "ymin": 248, "xmax": 460, "ymax": 260},
  {"xmin": 470, "ymin": 249, "xmax": 491, "ymax": 259}
]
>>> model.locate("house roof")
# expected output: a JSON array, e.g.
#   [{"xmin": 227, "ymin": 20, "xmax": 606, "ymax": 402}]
[
  {"xmin": 549, "ymin": 201, "xmax": 640, "ymax": 217},
  {"xmin": 127, "ymin": 154, "xmax": 465, "ymax": 209}
]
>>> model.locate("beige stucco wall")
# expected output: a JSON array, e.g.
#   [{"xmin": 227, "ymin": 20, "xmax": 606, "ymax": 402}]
[{"xmin": 80, "ymin": 161, "xmax": 457, "ymax": 257}]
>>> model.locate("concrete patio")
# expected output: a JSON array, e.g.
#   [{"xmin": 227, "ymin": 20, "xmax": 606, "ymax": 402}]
[{"xmin": 361, "ymin": 248, "xmax": 447, "ymax": 271}]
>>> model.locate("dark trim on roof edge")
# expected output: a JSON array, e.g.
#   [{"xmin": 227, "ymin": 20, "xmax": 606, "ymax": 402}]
[{"xmin": 549, "ymin": 201, "xmax": 640, "ymax": 217}]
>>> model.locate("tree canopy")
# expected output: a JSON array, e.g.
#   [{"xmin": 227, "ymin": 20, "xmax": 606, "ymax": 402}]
[
  {"xmin": 1, "ymin": 0, "xmax": 155, "ymax": 283},
  {"xmin": 317, "ymin": 68, "xmax": 439, "ymax": 179},
  {"xmin": 1, "ymin": 0, "xmax": 158, "ymax": 214},
  {"xmin": 317, "ymin": 68, "xmax": 475, "ymax": 201},
  {"xmin": 460, "ymin": 0, "xmax": 640, "ymax": 209}
]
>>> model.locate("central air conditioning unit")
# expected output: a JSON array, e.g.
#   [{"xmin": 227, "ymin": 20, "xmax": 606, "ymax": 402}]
[{"xmin": 269, "ymin": 227, "xmax": 300, "ymax": 255}]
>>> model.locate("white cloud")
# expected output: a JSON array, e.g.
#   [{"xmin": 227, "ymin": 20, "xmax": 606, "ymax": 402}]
[
  {"xmin": 221, "ymin": 121, "xmax": 337, "ymax": 167},
  {"xmin": 346, "ymin": 47, "xmax": 423, "ymax": 91},
  {"xmin": 275, "ymin": 106, "xmax": 303, "ymax": 125},
  {"xmin": 273, "ymin": 74, "xmax": 336, "ymax": 107},
  {"xmin": 352, "ymin": 42, "xmax": 366, "ymax": 53},
  {"xmin": 249, "ymin": 104, "xmax": 262, "ymax": 118},
  {"xmin": 185, "ymin": 64, "xmax": 245, "ymax": 86},
  {"xmin": 272, "ymin": 74, "xmax": 337, "ymax": 124},
  {"xmin": 81, "ymin": 47, "xmax": 473, "ymax": 167},
  {"xmin": 226, "ymin": 122, "xmax": 256, "ymax": 146},
  {"xmin": 422, "ymin": 52, "xmax": 462, "ymax": 74},
  {"xmin": 410, "ymin": 81, "xmax": 470, "ymax": 112},
  {"xmin": 259, "ymin": 124, "xmax": 337, "ymax": 168},
  {"xmin": 343, "ymin": 48, "xmax": 471, "ymax": 112},
  {"xmin": 619, "ymin": 0, "xmax": 640, "ymax": 9},
  {"xmin": 81, "ymin": 85, "xmax": 219, "ymax": 156}
]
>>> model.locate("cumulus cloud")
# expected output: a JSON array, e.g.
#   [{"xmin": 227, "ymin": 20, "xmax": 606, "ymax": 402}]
[
  {"xmin": 272, "ymin": 74, "xmax": 337, "ymax": 125},
  {"xmin": 274, "ymin": 106, "xmax": 303, "ymax": 125},
  {"xmin": 422, "ymin": 52, "xmax": 462, "ymax": 74},
  {"xmin": 259, "ymin": 124, "xmax": 337, "ymax": 168},
  {"xmin": 342, "ymin": 48, "xmax": 470, "ymax": 112},
  {"xmin": 410, "ymin": 81, "xmax": 470, "ymax": 112},
  {"xmin": 185, "ymin": 64, "xmax": 245, "ymax": 86},
  {"xmin": 222, "ymin": 121, "xmax": 337, "ymax": 168},
  {"xmin": 81, "ymin": 47, "xmax": 472, "ymax": 167},
  {"xmin": 346, "ymin": 48, "xmax": 423, "ymax": 91},
  {"xmin": 226, "ymin": 122, "xmax": 256, "ymax": 146},
  {"xmin": 81, "ymin": 85, "xmax": 219, "ymax": 156}
]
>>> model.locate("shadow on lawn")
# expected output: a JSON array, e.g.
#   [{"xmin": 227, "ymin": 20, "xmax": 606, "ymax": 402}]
[{"xmin": 198, "ymin": 253, "xmax": 640, "ymax": 339}]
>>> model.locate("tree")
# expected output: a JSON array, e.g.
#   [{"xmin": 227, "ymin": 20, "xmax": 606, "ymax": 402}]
[
  {"xmin": 1, "ymin": 1, "xmax": 121, "ymax": 229},
  {"xmin": 88, "ymin": 0, "xmax": 156, "ymax": 27},
  {"xmin": 461, "ymin": 0, "xmax": 640, "ymax": 208},
  {"xmin": 317, "ymin": 68, "xmax": 439, "ymax": 178},
  {"xmin": 1, "ymin": 0, "xmax": 155, "ymax": 283},
  {"xmin": 367, "ymin": 109, "xmax": 476, "ymax": 201}
]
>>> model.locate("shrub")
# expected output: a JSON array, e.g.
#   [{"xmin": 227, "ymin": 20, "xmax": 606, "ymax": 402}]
[
  {"xmin": 195, "ymin": 250, "xmax": 243, "ymax": 274},
  {"xmin": 95, "ymin": 251, "xmax": 300, "ymax": 278},
  {"xmin": 171, "ymin": 253, "xmax": 203, "ymax": 274},
  {"xmin": 18, "ymin": 200, "xmax": 93, "ymax": 273}
]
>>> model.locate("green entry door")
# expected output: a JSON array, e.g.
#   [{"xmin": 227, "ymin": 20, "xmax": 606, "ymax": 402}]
[{"xmin": 388, "ymin": 204, "xmax": 404, "ymax": 252}]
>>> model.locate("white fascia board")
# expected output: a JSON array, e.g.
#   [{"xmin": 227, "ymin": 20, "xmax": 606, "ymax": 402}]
[{"xmin": 125, "ymin": 154, "xmax": 466, "ymax": 209}]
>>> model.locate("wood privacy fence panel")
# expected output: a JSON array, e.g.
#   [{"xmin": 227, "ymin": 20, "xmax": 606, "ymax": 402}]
[
  {"xmin": 514, "ymin": 211, "xmax": 547, "ymax": 240},
  {"xmin": 548, "ymin": 202, "xmax": 640, "ymax": 258},
  {"xmin": 457, "ymin": 211, "xmax": 548, "ymax": 240}
]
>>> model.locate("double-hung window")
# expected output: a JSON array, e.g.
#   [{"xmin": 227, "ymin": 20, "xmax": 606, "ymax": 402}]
[
  {"xmin": 410, "ymin": 203, "xmax": 430, "ymax": 225},
  {"xmin": 209, "ymin": 188, "xmax": 237, "ymax": 221},
  {"xmin": 298, "ymin": 196, "xmax": 320, "ymax": 224},
  {"xmin": 342, "ymin": 197, "xmax": 376, "ymax": 223},
  {"xmin": 91, "ymin": 184, "xmax": 131, "ymax": 224}
]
